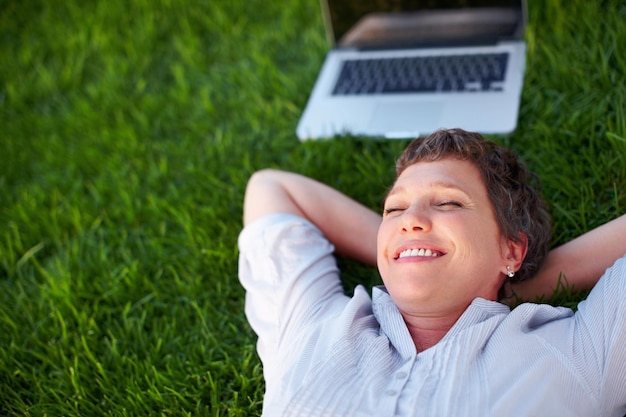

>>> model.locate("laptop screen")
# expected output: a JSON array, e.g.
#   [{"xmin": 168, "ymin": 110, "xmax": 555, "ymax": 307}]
[{"xmin": 323, "ymin": 0, "xmax": 525, "ymax": 48}]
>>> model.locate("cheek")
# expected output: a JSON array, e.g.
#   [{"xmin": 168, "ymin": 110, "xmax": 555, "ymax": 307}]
[
  {"xmin": 376, "ymin": 232, "xmax": 386, "ymax": 265},
  {"xmin": 376, "ymin": 223, "xmax": 392, "ymax": 269},
  {"xmin": 459, "ymin": 222, "xmax": 506, "ymax": 266},
  {"xmin": 377, "ymin": 216, "xmax": 400, "ymax": 244}
]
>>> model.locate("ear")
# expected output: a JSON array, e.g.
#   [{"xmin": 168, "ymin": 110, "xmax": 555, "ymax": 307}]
[{"xmin": 500, "ymin": 232, "xmax": 528, "ymax": 275}]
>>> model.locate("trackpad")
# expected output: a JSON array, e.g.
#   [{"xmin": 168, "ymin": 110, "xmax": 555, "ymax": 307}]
[{"xmin": 369, "ymin": 102, "xmax": 443, "ymax": 138}]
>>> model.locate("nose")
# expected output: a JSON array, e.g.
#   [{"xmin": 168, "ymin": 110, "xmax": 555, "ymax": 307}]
[{"xmin": 401, "ymin": 206, "xmax": 431, "ymax": 232}]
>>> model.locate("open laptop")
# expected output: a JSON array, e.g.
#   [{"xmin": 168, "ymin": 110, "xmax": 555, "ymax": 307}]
[{"xmin": 296, "ymin": 0, "xmax": 528, "ymax": 140}]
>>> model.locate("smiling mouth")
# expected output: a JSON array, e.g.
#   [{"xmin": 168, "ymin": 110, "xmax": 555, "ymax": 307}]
[{"xmin": 395, "ymin": 248, "xmax": 444, "ymax": 260}]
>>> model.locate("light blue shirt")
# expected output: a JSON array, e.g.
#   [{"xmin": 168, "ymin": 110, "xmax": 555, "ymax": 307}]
[{"xmin": 238, "ymin": 214, "xmax": 626, "ymax": 417}]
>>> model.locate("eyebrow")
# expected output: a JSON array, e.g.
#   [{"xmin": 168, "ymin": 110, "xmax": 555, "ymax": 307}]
[{"xmin": 384, "ymin": 180, "xmax": 471, "ymax": 202}]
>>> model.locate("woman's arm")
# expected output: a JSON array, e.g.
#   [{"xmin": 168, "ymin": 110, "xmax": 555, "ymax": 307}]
[
  {"xmin": 244, "ymin": 170, "xmax": 625, "ymax": 301},
  {"xmin": 512, "ymin": 214, "xmax": 626, "ymax": 300},
  {"xmin": 243, "ymin": 169, "xmax": 381, "ymax": 265}
]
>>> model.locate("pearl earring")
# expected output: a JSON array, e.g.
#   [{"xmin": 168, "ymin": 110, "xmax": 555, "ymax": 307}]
[{"xmin": 506, "ymin": 266, "xmax": 515, "ymax": 278}]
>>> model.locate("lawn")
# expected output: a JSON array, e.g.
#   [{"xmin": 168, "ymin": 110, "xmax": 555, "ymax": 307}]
[{"xmin": 1, "ymin": 0, "xmax": 625, "ymax": 415}]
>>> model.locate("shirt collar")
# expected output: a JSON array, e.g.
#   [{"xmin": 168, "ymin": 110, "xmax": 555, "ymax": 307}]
[{"xmin": 371, "ymin": 286, "xmax": 510, "ymax": 358}]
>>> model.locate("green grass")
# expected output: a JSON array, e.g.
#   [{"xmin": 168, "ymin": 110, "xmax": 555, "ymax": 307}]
[{"xmin": 1, "ymin": 0, "xmax": 625, "ymax": 414}]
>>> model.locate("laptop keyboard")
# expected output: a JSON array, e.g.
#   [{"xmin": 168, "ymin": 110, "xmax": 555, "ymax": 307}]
[{"xmin": 332, "ymin": 52, "xmax": 509, "ymax": 95}]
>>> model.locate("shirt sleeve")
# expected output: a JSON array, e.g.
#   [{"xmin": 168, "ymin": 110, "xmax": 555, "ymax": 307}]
[
  {"xmin": 237, "ymin": 213, "xmax": 347, "ymax": 371},
  {"xmin": 573, "ymin": 254, "xmax": 626, "ymax": 414}
]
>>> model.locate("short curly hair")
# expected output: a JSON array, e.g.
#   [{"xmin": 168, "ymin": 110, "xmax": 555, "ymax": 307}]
[{"xmin": 395, "ymin": 128, "xmax": 552, "ymax": 283}]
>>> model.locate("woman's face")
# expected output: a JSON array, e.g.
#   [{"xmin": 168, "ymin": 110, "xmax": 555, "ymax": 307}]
[{"xmin": 377, "ymin": 158, "xmax": 516, "ymax": 317}]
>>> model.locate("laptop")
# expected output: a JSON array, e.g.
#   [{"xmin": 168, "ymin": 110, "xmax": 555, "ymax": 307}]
[{"xmin": 296, "ymin": 0, "xmax": 528, "ymax": 140}]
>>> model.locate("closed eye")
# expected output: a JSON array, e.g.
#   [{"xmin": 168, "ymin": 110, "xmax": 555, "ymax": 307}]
[
  {"xmin": 383, "ymin": 207, "xmax": 405, "ymax": 216},
  {"xmin": 437, "ymin": 200, "xmax": 463, "ymax": 208}
]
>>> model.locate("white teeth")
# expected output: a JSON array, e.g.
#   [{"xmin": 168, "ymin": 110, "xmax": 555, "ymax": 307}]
[{"xmin": 398, "ymin": 248, "xmax": 439, "ymax": 258}]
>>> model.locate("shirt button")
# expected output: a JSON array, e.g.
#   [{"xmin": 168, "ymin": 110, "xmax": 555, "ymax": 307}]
[
  {"xmin": 396, "ymin": 371, "xmax": 408, "ymax": 380},
  {"xmin": 385, "ymin": 389, "xmax": 398, "ymax": 396}
]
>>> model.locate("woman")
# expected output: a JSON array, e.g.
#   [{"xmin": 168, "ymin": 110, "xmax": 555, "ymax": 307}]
[{"xmin": 238, "ymin": 129, "xmax": 626, "ymax": 416}]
